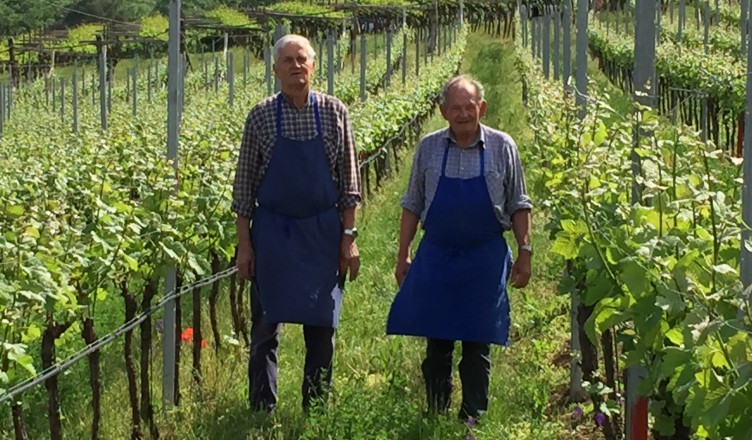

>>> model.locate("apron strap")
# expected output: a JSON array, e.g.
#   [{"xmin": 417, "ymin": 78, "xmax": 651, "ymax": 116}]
[
  {"xmin": 275, "ymin": 94, "xmax": 283, "ymax": 137},
  {"xmin": 441, "ymin": 139, "xmax": 451, "ymax": 177},
  {"xmin": 312, "ymin": 94, "xmax": 322, "ymax": 138},
  {"xmin": 275, "ymin": 93, "xmax": 322, "ymax": 138},
  {"xmin": 441, "ymin": 137, "xmax": 486, "ymax": 177},
  {"xmin": 479, "ymin": 144, "xmax": 485, "ymax": 174}
]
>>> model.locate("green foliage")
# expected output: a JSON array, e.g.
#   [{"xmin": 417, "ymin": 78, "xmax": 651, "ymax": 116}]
[
  {"xmin": 139, "ymin": 14, "xmax": 168, "ymax": 41},
  {"xmin": 718, "ymin": 2, "xmax": 741, "ymax": 28},
  {"xmin": 0, "ymin": 0, "xmax": 75, "ymax": 34},
  {"xmin": 352, "ymin": 28, "xmax": 464, "ymax": 153},
  {"xmin": 515, "ymin": 41, "xmax": 752, "ymax": 439},
  {"xmin": 333, "ymin": 28, "xmax": 410, "ymax": 106},
  {"xmin": 352, "ymin": 0, "xmax": 415, "ymax": 6},
  {"xmin": 660, "ymin": 21, "xmax": 741, "ymax": 59},
  {"xmin": 205, "ymin": 5, "xmax": 255, "ymax": 28},
  {"xmin": 59, "ymin": 23, "xmax": 103, "ymax": 54},
  {"xmin": 66, "ymin": 0, "xmax": 160, "ymax": 25},
  {"xmin": 588, "ymin": 23, "xmax": 746, "ymax": 113},
  {"xmin": 269, "ymin": 1, "xmax": 346, "ymax": 18}
]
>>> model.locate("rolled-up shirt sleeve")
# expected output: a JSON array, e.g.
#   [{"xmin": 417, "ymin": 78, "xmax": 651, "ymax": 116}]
[
  {"xmin": 231, "ymin": 111, "xmax": 260, "ymax": 220},
  {"xmin": 504, "ymin": 136, "xmax": 533, "ymax": 217},
  {"xmin": 400, "ymin": 141, "xmax": 425, "ymax": 216},
  {"xmin": 338, "ymin": 104, "xmax": 362, "ymax": 209}
]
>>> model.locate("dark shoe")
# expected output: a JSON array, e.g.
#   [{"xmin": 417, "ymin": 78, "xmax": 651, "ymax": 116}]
[
  {"xmin": 249, "ymin": 401, "xmax": 275, "ymax": 416},
  {"xmin": 423, "ymin": 408, "xmax": 449, "ymax": 419},
  {"xmin": 458, "ymin": 408, "xmax": 485, "ymax": 425}
]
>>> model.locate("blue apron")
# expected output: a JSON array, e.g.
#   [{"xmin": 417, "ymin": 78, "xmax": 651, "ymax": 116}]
[
  {"xmin": 250, "ymin": 93, "xmax": 343, "ymax": 328},
  {"xmin": 386, "ymin": 142, "xmax": 513, "ymax": 345}
]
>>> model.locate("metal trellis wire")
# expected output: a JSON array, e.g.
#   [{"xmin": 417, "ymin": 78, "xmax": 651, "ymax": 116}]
[{"xmin": 0, "ymin": 266, "xmax": 238, "ymax": 405}]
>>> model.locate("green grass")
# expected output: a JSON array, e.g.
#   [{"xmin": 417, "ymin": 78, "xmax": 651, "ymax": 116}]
[{"xmin": 1, "ymin": 32, "xmax": 602, "ymax": 440}]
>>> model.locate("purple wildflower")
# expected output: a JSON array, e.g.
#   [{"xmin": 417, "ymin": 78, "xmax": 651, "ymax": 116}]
[
  {"xmin": 466, "ymin": 436, "xmax": 475, "ymax": 440},
  {"xmin": 595, "ymin": 412, "xmax": 606, "ymax": 427},
  {"xmin": 573, "ymin": 406, "xmax": 583, "ymax": 418},
  {"xmin": 465, "ymin": 417, "xmax": 477, "ymax": 427}
]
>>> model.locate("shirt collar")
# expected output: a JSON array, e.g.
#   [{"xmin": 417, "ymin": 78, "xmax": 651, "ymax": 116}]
[
  {"xmin": 442, "ymin": 125, "xmax": 486, "ymax": 149},
  {"xmin": 280, "ymin": 90, "xmax": 313, "ymax": 109}
]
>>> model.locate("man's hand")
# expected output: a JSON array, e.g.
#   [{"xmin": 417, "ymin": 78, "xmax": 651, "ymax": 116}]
[
  {"xmin": 394, "ymin": 257, "xmax": 412, "ymax": 287},
  {"xmin": 339, "ymin": 236, "xmax": 360, "ymax": 282},
  {"xmin": 237, "ymin": 242, "xmax": 255, "ymax": 280},
  {"xmin": 509, "ymin": 250, "xmax": 531, "ymax": 288}
]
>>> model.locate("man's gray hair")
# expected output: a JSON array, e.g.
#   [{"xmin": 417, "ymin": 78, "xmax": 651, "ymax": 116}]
[
  {"xmin": 273, "ymin": 34, "xmax": 317, "ymax": 63},
  {"xmin": 439, "ymin": 75, "xmax": 485, "ymax": 105}
]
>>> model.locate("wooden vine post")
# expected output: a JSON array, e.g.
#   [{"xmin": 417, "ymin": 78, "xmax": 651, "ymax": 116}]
[{"xmin": 8, "ymin": 38, "xmax": 18, "ymax": 89}]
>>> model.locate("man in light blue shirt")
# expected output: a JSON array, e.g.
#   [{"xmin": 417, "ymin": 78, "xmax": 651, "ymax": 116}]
[{"xmin": 387, "ymin": 74, "xmax": 533, "ymax": 421}]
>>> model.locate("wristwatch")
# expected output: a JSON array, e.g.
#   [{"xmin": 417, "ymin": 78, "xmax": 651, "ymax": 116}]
[
  {"xmin": 344, "ymin": 228, "xmax": 359, "ymax": 240},
  {"xmin": 519, "ymin": 244, "xmax": 533, "ymax": 255}
]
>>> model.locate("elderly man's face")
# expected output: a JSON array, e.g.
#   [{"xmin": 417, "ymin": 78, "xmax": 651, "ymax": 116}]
[
  {"xmin": 273, "ymin": 40, "xmax": 315, "ymax": 91},
  {"xmin": 440, "ymin": 81, "xmax": 486, "ymax": 140}
]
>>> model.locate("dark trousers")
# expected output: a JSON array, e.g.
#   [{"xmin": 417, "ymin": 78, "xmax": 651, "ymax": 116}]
[
  {"xmin": 248, "ymin": 283, "xmax": 336, "ymax": 413},
  {"xmin": 421, "ymin": 338, "xmax": 492, "ymax": 419}
]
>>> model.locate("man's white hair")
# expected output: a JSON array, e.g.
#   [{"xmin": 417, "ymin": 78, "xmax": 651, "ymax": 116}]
[
  {"xmin": 439, "ymin": 75, "xmax": 485, "ymax": 105},
  {"xmin": 273, "ymin": 34, "xmax": 317, "ymax": 63}
]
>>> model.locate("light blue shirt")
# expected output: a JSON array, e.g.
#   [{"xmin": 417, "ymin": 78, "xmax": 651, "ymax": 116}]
[{"xmin": 401, "ymin": 125, "xmax": 533, "ymax": 230}]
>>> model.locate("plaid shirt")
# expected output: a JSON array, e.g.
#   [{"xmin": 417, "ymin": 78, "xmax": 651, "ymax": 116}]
[
  {"xmin": 232, "ymin": 90, "xmax": 362, "ymax": 220},
  {"xmin": 401, "ymin": 125, "xmax": 533, "ymax": 231}
]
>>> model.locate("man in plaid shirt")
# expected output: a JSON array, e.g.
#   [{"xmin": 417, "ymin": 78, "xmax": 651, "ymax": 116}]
[{"xmin": 232, "ymin": 33, "xmax": 362, "ymax": 414}]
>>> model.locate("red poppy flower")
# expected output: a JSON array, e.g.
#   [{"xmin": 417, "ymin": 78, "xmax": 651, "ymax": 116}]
[
  {"xmin": 201, "ymin": 340, "xmax": 208, "ymax": 348},
  {"xmin": 181, "ymin": 327, "xmax": 193, "ymax": 342}
]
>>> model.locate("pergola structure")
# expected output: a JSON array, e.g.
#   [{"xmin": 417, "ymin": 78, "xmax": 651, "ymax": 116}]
[{"xmin": 0, "ymin": 1, "xmax": 486, "ymax": 87}]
